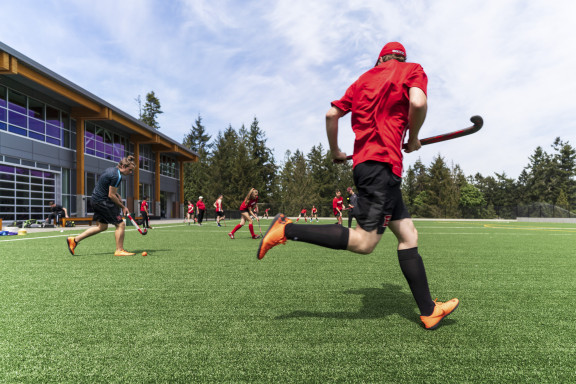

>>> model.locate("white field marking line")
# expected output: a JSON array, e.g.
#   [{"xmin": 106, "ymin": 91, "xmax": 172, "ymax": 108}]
[{"xmin": 0, "ymin": 224, "xmax": 188, "ymax": 243}]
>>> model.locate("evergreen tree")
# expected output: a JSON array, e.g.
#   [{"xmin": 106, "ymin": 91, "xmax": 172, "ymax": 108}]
[
  {"xmin": 209, "ymin": 126, "xmax": 241, "ymax": 207},
  {"xmin": 140, "ymin": 91, "xmax": 163, "ymax": 129},
  {"xmin": 182, "ymin": 115, "xmax": 212, "ymax": 202},
  {"xmin": 245, "ymin": 118, "xmax": 277, "ymax": 203},
  {"xmin": 278, "ymin": 150, "xmax": 317, "ymax": 215}
]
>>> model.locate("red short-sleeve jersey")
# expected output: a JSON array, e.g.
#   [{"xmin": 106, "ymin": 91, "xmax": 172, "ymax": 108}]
[
  {"xmin": 331, "ymin": 60, "xmax": 428, "ymax": 177},
  {"xmin": 187, "ymin": 203, "xmax": 194, "ymax": 213},
  {"xmin": 333, "ymin": 197, "xmax": 343, "ymax": 210},
  {"xmin": 240, "ymin": 197, "xmax": 258, "ymax": 211},
  {"xmin": 140, "ymin": 200, "xmax": 148, "ymax": 212},
  {"xmin": 300, "ymin": 209, "xmax": 307, "ymax": 214},
  {"xmin": 312, "ymin": 207, "xmax": 317, "ymax": 213}
]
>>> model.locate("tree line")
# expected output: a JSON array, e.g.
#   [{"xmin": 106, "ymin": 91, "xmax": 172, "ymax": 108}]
[
  {"xmin": 181, "ymin": 116, "xmax": 353, "ymax": 217},
  {"xmin": 403, "ymin": 137, "xmax": 576, "ymax": 218},
  {"xmin": 128, "ymin": 92, "xmax": 566, "ymax": 219}
]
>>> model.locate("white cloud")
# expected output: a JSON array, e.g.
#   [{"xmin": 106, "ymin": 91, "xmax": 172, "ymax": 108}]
[{"xmin": 1, "ymin": 0, "xmax": 575, "ymax": 178}]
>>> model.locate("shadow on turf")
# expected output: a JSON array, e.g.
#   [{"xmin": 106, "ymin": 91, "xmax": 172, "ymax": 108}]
[{"xmin": 276, "ymin": 283, "xmax": 423, "ymax": 325}]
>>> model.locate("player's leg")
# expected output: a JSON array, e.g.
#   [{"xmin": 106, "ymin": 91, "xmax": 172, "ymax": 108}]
[
  {"xmin": 229, "ymin": 212, "xmax": 248, "ymax": 238},
  {"xmin": 247, "ymin": 213, "xmax": 259, "ymax": 239},
  {"xmin": 115, "ymin": 220, "xmax": 127, "ymax": 252},
  {"xmin": 389, "ymin": 215, "xmax": 458, "ymax": 329}
]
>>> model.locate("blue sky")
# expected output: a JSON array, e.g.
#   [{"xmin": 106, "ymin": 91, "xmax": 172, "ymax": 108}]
[{"xmin": 1, "ymin": 0, "xmax": 575, "ymax": 178}]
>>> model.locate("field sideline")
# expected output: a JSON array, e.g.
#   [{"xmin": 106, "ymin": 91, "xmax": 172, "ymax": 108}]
[{"xmin": 0, "ymin": 220, "xmax": 575, "ymax": 382}]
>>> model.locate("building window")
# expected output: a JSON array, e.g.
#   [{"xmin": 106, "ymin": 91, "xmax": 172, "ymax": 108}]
[
  {"xmin": 139, "ymin": 144, "xmax": 155, "ymax": 172},
  {"xmin": 0, "ymin": 85, "xmax": 73, "ymax": 148},
  {"xmin": 84, "ymin": 122, "xmax": 128, "ymax": 162},
  {"xmin": 160, "ymin": 155, "xmax": 178, "ymax": 178},
  {"xmin": 0, "ymin": 163, "xmax": 58, "ymax": 221}
]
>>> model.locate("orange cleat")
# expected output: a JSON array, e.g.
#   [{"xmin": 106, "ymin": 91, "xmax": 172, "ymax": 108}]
[
  {"xmin": 66, "ymin": 237, "xmax": 77, "ymax": 255},
  {"xmin": 257, "ymin": 213, "xmax": 292, "ymax": 260},
  {"xmin": 420, "ymin": 298, "xmax": 460, "ymax": 330}
]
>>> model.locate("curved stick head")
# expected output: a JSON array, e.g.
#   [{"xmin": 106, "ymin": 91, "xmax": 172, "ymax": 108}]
[{"xmin": 470, "ymin": 115, "xmax": 483, "ymax": 130}]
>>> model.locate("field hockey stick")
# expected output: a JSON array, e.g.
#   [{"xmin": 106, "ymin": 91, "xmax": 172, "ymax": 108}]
[
  {"xmin": 127, "ymin": 213, "xmax": 148, "ymax": 235},
  {"xmin": 340, "ymin": 115, "xmax": 483, "ymax": 161},
  {"xmin": 257, "ymin": 217, "xmax": 263, "ymax": 236}
]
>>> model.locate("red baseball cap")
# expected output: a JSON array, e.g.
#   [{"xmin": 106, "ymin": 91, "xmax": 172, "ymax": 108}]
[{"xmin": 378, "ymin": 42, "xmax": 406, "ymax": 59}]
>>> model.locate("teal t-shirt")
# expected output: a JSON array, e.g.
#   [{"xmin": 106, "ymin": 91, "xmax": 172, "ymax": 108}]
[{"xmin": 91, "ymin": 167, "xmax": 122, "ymax": 203}]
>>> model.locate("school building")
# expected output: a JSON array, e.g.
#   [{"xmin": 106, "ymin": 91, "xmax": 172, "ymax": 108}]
[{"xmin": 0, "ymin": 42, "xmax": 198, "ymax": 223}]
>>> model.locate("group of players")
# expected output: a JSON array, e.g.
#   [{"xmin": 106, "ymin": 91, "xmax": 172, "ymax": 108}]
[
  {"xmin": 180, "ymin": 186, "xmax": 359, "ymax": 240},
  {"xmin": 66, "ymin": 41, "xmax": 458, "ymax": 330}
]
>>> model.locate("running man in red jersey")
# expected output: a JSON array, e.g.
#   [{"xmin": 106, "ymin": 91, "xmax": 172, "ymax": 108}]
[
  {"xmin": 185, "ymin": 200, "xmax": 195, "ymax": 225},
  {"xmin": 258, "ymin": 42, "xmax": 458, "ymax": 330},
  {"xmin": 296, "ymin": 208, "xmax": 308, "ymax": 222},
  {"xmin": 311, "ymin": 205, "xmax": 318, "ymax": 222},
  {"xmin": 228, "ymin": 188, "xmax": 260, "ymax": 239},
  {"xmin": 214, "ymin": 194, "xmax": 225, "ymax": 227},
  {"xmin": 332, "ymin": 190, "xmax": 344, "ymax": 225}
]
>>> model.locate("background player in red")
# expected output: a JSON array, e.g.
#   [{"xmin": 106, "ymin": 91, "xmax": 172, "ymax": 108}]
[
  {"xmin": 332, "ymin": 190, "xmax": 344, "ymax": 225},
  {"xmin": 196, "ymin": 196, "xmax": 206, "ymax": 226},
  {"xmin": 258, "ymin": 42, "xmax": 458, "ymax": 330},
  {"xmin": 214, "ymin": 194, "xmax": 225, "ymax": 227},
  {"xmin": 185, "ymin": 200, "xmax": 195, "ymax": 225},
  {"xmin": 311, "ymin": 205, "xmax": 318, "ymax": 222},
  {"xmin": 296, "ymin": 208, "xmax": 308, "ymax": 222},
  {"xmin": 228, "ymin": 188, "xmax": 260, "ymax": 239},
  {"xmin": 140, "ymin": 195, "xmax": 152, "ymax": 229},
  {"xmin": 263, "ymin": 208, "xmax": 270, "ymax": 219}
]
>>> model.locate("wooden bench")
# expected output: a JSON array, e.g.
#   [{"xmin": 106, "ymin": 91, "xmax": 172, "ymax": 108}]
[{"xmin": 61, "ymin": 217, "xmax": 93, "ymax": 227}]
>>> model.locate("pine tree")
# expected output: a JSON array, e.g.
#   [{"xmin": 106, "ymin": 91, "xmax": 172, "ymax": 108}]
[
  {"xmin": 140, "ymin": 91, "xmax": 163, "ymax": 129},
  {"xmin": 182, "ymin": 115, "xmax": 212, "ymax": 202}
]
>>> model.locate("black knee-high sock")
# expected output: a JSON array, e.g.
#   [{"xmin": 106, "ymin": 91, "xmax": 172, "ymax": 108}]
[
  {"xmin": 398, "ymin": 247, "xmax": 435, "ymax": 316},
  {"xmin": 284, "ymin": 223, "xmax": 349, "ymax": 250}
]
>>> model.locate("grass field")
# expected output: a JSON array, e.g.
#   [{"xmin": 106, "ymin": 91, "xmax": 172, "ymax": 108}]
[{"xmin": 0, "ymin": 219, "xmax": 575, "ymax": 383}]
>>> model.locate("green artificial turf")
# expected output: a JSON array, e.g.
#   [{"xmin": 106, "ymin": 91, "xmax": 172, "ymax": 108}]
[{"xmin": 0, "ymin": 220, "xmax": 575, "ymax": 382}]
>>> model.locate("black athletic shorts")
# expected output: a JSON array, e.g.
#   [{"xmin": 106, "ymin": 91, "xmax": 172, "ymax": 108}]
[
  {"xmin": 92, "ymin": 200, "xmax": 123, "ymax": 225},
  {"xmin": 216, "ymin": 211, "xmax": 224, "ymax": 217},
  {"xmin": 353, "ymin": 161, "xmax": 410, "ymax": 234}
]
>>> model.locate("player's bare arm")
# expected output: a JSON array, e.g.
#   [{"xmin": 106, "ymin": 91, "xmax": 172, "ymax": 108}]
[
  {"xmin": 326, "ymin": 106, "xmax": 348, "ymax": 162},
  {"xmin": 109, "ymin": 186, "xmax": 129, "ymax": 215},
  {"xmin": 404, "ymin": 87, "xmax": 427, "ymax": 153}
]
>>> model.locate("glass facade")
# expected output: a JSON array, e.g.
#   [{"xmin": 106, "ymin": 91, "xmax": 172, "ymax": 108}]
[
  {"xmin": 139, "ymin": 144, "xmax": 155, "ymax": 171},
  {"xmin": 160, "ymin": 154, "xmax": 178, "ymax": 178},
  {"xmin": 0, "ymin": 163, "xmax": 59, "ymax": 221},
  {"xmin": 0, "ymin": 84, "xmax": 75, "ymax": 148},
  {"xmin": 84, "ymin": 122, "xmax": 128, "ymax": 163}
]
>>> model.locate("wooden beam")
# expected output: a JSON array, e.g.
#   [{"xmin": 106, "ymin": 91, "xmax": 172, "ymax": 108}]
[
  {"xmin": 75, "ymin": 118, "xmax": 85, "ymax": 195},
  {"xmin": 17, "ymin": 64, "xmax": 102, "ymax": 111},
  {"xmin": 155, "ymin": 151, "xmax": 161, "ymax": 206},
  {"xmin": 0, "ymin": 53, "xmax": 18, "ymax": 75},
  {"xmin": 70, "ymin": 106, "xmax": 111, "ymax": 120}
]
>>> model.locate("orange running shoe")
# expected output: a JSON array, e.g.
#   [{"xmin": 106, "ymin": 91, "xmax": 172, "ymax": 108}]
[
  {"xmin": 257, "ymin": 213, "xmax": 292, "ymax": 260},
  {"xmin": 420, "ymin": 298, "xmax": 460, "ymax": 330},
  {"xmin": 114, "ymin": 249, "xmax": 136, "ymax": 256},
  {"xmin": 66, "ymin": 237, "xmax": 77, "ymax": 255}
]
